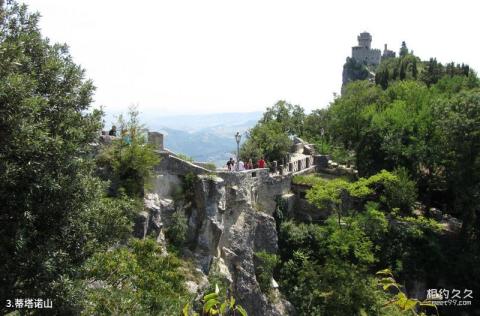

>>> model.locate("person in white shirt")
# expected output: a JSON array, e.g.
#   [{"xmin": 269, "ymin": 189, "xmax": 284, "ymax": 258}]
[{"xmin": 238, "ymin": 160, "xmax": 245, "ymax": 171}]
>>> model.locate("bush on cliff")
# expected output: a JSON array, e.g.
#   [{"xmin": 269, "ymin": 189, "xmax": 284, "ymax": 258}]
[
  {"xmin": 80, "ymin": 238, "xmax": 190, "ymax": 315},
  {"xmin": 254, "ymin": 251, "xmax": 279, "ymax": 295},
  {"xmin": 96, "ymin": 106, "xmax": 159, "ymax": 197}
]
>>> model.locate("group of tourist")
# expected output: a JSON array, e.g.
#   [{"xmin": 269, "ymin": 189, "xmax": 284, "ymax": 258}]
[
  {"xmin": 226, "ymin": 157, "xmax": 266, "ymax": 171},
  {"xmin": 108, "ymin": 125, "xmax": 131, "ymax": 144}
]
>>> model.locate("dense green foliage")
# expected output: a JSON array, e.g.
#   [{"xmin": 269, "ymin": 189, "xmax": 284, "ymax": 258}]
[
  {"xmin": 254, "ymin": 251, "xmax": 279, "ymax": 295},
  {"xmin": 165, "ymin": 209, "xmax": 188, "ymax": 247},
  {"xmin": 0, "ymin": 2, "xmax": 106, "ymax": 310},
  {"xmin": 96, "ymin": 106, "xmax": 159, "ymax": 197},
  {"xmin": 240, "ymin": 101, "xmax": 304, "ymax": 163},
  {"xmin": 292, "ymin": 174, "xmax": 329, "ymax": 186},
  {"xmin": 183, "ymin": 285, "xmax": 248, "ymax": 316},
  {"xmin": 278, "ymin": 172, "xmax": 446, "ymax": 315},
  {"xmin": 327, "ymin": 66, "xmax": 480, "ymax": 232},
  {"xmin": 278, "ymin": 215, "xmax": 386, "ymax": 315},
  {"xmin": 375, "ymin": 53, "xmax": 420, "ymax": 88},
  {"xmin": 305, "ymin": 170, "xmax": 416, "ymax": 220},
  {"xmin": 80, "ymin": 238, "xmax": 190, "ymax": 315}
]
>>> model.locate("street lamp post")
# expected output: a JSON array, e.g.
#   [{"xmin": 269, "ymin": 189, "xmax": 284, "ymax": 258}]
[
  {"xmin": 320, "ymin": 128, "xmax": 325, "ymax": 154},
  {"xmin": 235, "ymin": 132, "xmax": 241, "ymax": 171}
]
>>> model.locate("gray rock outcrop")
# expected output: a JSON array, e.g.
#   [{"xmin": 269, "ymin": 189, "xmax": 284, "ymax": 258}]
[
  {"xmin": 183, "ymin": 174, "xmax": 294, "ymax": 315},
  {"xmin": 135, "ymin": 193, "xmax": 175, "ymax": 253}
]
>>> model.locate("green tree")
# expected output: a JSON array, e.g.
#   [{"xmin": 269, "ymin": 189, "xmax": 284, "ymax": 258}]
[
  {"xmin": 433, "ymin": 90, "xmax": 480, "ymax": 238},
  {"xmin": 278, "ymin": 218, "xmax": 386, "ymax": 316},
  {"xmin": 0, "ymin": 1, "xmax": 106, "ymax": 310},
  {"xmin": 420, "ymin": 58, "xmax": 444, "ymax": 86},
  {"xmin": 328, "ymin": 80, "xmax": 385, "ymax": 170},
  {"xmin": 261, "ymin": 100, "xmax": 306, "ymax": 136},
  {"xmin": 254, "ymin": 251, "xmax": 279, "ymax": 294},
  {"xmin": 165, "ymin": 209, "xmax": 188, "ymax": 248},
  {"xmin": 96, "ymin": 106, "xmax": 159, "ymax": 197},
  {"xmin": 399, "ymin": 41, "xmax": 409, "ymax": 57},
  {"xmin": 382, "ymin": 167, "xmax": 418, "ymax": 213},
  {"xmin": 81, "ymin": 239, "xmax": 190, "ymax": 315},
  {"xmin": 240, "ymin": 120, "xmax": 291, "ymax": 163}
]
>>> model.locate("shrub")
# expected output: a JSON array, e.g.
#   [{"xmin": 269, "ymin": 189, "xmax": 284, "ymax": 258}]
[
  {"xmin": 254, "ymin": 251, "xmax": 279, "ymax": 294},
  {"xmin": 81, "ymin": 238, "xmax": 190, "ymax": 315},
  {"xmin": 382, "ymin": 167, "xmax": 417, "ymax": 213},
  {"xmin": 183, "ymin": 285, "xmax": 247, "ymax": 316},
  {"xmin": 292, "ymin": 174, "xmax": 327, "ymax": 187},
  {"xmin": 96, "ymin": 106, "xmax": 159, "ymax": 197},
  {"xmin": 82, "ymin": 195, "xmax": 140, "ymax": 254},
  {"xmin": 165, "ymin": 210, "xmax": 188, "ymax": 247},
  {"xmin": 278, "ymin": 218, "xmax": 386, "ymax": 316},
  {"xmin": 331, "ymin": 146, "xmax": 355, "ymax": 166}
]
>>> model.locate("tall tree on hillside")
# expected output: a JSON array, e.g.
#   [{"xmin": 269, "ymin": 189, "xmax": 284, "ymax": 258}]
[
  {"xmin": 420, "ymin": 58, "xmax": 444, "ymax": 86},
  {"xmin": 0, "ymin": 1, "xmax": 104, "ymax": 310},
  {"xmin": 411, "ymin": 59, "xmax": 418, "ymax": 79},
  {"xmin": 433, "ymin": 90, "xmax": 480, "ymax": 296},
  {"xmin": 399, "ymin": 41, "xmax": 409, "ymax": 57},
  {"xmin": 261, "ymin": 100, "xmax": 306, "ymax": 137},
  {"xmin": 434, "ymin": 91, "xmax": 480, "ymax": 235},
  {"xmin": 328, "ymin": 81, "xmax": 385, "ymax": 172}
]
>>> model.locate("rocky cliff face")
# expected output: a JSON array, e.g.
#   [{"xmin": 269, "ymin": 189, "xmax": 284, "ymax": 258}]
[
  {"xmin": 188, "ymin": 175, "xmax": 293, "ymax": 315},
  {"xmin": 341, "ymin": 57, "xmax": 374, "ymax": 93},
  {"xmin": 143, "ymin": 171, "xmax": 294, "ymax": 315}
]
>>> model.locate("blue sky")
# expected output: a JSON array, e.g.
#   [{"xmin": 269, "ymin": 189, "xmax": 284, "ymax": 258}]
[{"xmin": 23, "ymin": 0, "xmax": 480, "ymax": 117}]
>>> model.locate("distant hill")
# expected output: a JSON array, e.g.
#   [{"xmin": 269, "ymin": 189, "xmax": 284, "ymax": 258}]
[
  {"xmin": 142, "ymin": 112, "xmax": 262, "ymax": 166},
  {"xmin": 143, "ymin": 111, "xmax": 262, "ymax": 132}
]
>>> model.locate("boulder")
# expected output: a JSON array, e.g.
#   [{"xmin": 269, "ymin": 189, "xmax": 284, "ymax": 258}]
[{"xmin": 428, "ymin": 207, "xmax": 443, "ymax": 221}]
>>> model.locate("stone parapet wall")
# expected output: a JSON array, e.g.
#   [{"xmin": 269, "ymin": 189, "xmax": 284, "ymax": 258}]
[
  {"xmin": 278, "ymin": 154, "xmax": 314, "ymax": 175},
  {"xmin": 193, "ymin": 161, "xmax": 216, "ymax": 171},
  {"xmin": 155, "ymin": 151, "xmax": 211, "ymax": 176}
]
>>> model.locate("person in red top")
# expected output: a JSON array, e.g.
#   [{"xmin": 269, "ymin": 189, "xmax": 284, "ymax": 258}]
[{"xmin": 258, "ymin": 157, "xmax": 266, "ymax": 169}]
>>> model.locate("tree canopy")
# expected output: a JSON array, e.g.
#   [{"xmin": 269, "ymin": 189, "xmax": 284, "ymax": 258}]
[{"xmin": 0, "ymin": 1, "xmax": 104, "ymax": 306}]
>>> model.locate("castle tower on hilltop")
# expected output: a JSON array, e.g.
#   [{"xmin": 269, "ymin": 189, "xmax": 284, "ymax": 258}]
[
  {"xmin": 351, "ymin": 31, "xmax": 381, "ymax": 66},
  {"xmin": 357, "ymin": 32, "xmax": 372, "ymax": 49},
  {"xmin": 343, "ymin": 32, "xmax": 397, "ymax": 91}
]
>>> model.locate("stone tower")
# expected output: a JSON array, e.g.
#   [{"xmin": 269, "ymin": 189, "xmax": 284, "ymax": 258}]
[
  {"xmin": 382, "ymin": 44, "xmax": 396, "ymax": 59},
  {"xmin": 351, "ymin": 31, "xmax": 381, "ymax": 66},
  {"xmin": 357, "ymin": 32, "xmax": 372, "ymax": 49}
]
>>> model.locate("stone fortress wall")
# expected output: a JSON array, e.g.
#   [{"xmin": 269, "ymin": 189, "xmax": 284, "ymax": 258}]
[{"xmin": 147, "ymin": 131, "xmax": 356, "ymax": 215}]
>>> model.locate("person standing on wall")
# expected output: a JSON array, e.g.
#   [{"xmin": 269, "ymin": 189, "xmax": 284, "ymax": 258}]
[
  {"xmin": 258, "ymin": 157, "xmax": 265, "ymax": 169},
  {"xmin": 246, "ymin": 159, "xmax": 253, "ymax": 169},
  {"xmin": 226, "ymin": 157, "xmax": 234, "ymax": 171},
  {"xmin": 238, "ymin": 160, "xmax": 245, "ymax": 171}
]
